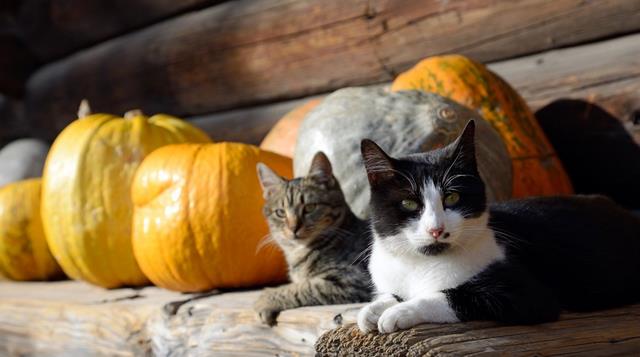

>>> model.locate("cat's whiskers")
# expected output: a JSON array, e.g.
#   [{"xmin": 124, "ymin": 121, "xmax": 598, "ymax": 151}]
[
  {"xmin": 442, "ymin": 145, "xmax": 464, "ymax": 187},
  {"xmin": 350, "ymin": 246, "xmax": 373, "ymax": 267},
  {"xmin": 255, "ymin": 233, "xmax": 279, "ymax": 254},
  {"xmin": 442, "ymin": 174, "xmax": 475, "ymax": 190}
]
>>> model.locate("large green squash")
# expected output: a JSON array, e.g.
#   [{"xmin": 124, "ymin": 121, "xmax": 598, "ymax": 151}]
[{"xmin": 293, "ymin": 87, "xmax": 511, "ymax": 219}]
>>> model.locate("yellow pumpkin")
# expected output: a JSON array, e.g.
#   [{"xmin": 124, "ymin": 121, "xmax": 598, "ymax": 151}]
[
  {"xmin": 260, "ymin": 99, "xmax": 322, "ymax": 158},
  {"xmin": 392, "ymin": 55, "xmax": 573, "ymax": 197},
  {"xmin": 132, "ymin": 143, "xmax": 291, "ymax": 292},
  {"xmin": 41, "ymin": 110, "xmax": 211, "ymax": 288},
  {"xmin": 0, "ymin": 179, "xmax": 63, "ymax": 281}
]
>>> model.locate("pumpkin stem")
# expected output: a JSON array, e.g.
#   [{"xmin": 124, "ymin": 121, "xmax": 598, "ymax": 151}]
[
  {"xmin": 124, "ymin": 109, "xmax": 144, "ymax": 119},
  {"xmin": 77, "ymin": 99, "xmax": 91, "ymax": 118}
]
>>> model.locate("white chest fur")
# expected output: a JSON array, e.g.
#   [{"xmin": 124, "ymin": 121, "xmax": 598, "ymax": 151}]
[{"xmin": 369, "ymin": 228, "xmax": 505, "ymax": 299}]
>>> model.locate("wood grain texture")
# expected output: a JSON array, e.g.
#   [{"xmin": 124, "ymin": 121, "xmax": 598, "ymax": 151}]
[
  {"xmin": 2, "ymin": 281, "xmax": 638, "ymax": 356},
  {"xmin": 315, "ymin": 305, "xmax": 640, "ymax": 356},
  {"xmin": 489, "ymin": 33, "xmax": 640, "ymax": 143},
  {"xmin": 190, "ymin": 32, "xmax": 640, "ymax": 145},
  {"xmin": 25, "ymin": 0, "xmax": 640, "ymax": 140},
  {"xmin": 12, "ymin": 0, "xmax": 224, "ymax": 61},
  {"xmin": 0, "ymin": 281, "xmax": 360, "ymax": 356},
  {"xmin": 190, "ymin": 96, "xmax": 323, "ymax": 144}
]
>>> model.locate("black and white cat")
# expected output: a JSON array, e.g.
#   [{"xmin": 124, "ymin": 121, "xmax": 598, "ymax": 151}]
[{"xmin": 357, "ymin": 120, "xmax": 640, "ymax": 334}]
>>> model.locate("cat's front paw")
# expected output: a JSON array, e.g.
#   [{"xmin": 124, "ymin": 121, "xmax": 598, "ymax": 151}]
[
  {"xmin": 357, "ymin": 296, "xmax": 399, "ymax": 333},
  {"xmin": 377, "ymin": 303, "xmax": 422, "ymax": 334},
  {"xmin": 256, "ymin": 307, "xmax": 281, "ymax": 327},
  {"xmin": 254, "ymin": 291, "xmax": 282, "ymax": 327}
]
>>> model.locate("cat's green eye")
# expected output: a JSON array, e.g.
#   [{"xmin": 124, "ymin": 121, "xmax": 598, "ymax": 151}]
[
  {"xmin": 444, "ymin": 192, "xmax": 460, "ymax": 207},
  {"xmin": 304, "ymin": 204, "xmax": 317, "ymax": 214},
  {"xmin": 401, "ymin": 199, "xmax": 419, "ymax": 212},
  {"xmin": 274, "ymin": 208, "xmax": 286, "ymax": 218}
]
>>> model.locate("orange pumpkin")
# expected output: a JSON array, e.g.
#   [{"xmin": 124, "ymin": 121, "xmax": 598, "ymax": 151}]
[
  {"xmin": 392, "ymin": 55, "xmax": 572, "ymax": 197},
  {"xmin": 132, "ymin": 143, "xmax": 291, "ymax": 292},
  {"xmin": 260, "ymin": 99, "xmax": 322, "ymax": 158}
]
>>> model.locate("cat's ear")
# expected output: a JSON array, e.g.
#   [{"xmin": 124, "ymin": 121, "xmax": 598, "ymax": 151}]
[
  {"xmin": 450, "ymin": 120, "xmax": 478, "ymax": 171},
  {"xmin": 361, "ymin": 139, "xmax": 395, "ymax": 186},
  {"xmin": 308, "ymin": 151, "xmax": 335, "ymax": 186},
  {"xmin": 257, "ymin": 163, "xmax": 284, "ymax": 198},
  {"xmin": 309, "ymin": 151, "xmax": 333, "ymax": 177}
]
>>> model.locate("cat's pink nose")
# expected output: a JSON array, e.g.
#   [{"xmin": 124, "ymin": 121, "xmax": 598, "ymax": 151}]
[{"xmin": 429, "ymin": 227, "xmax": 445, "ymax": 239}]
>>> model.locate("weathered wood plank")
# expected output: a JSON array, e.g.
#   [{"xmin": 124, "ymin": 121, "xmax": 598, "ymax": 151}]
[
  {"xmin": 189, "ymin": 32, "xmax": 640, "ymax": 145},
  {"xmin": 25, "ymin": 0, "xmax": 640, "ymax": 140},
  {"xmin": 11, "ymin": 0, "xmax": 225, "ymax": 61},
  {"xmin": 0, "ymin": 281, "xmax": 359, "ymax": 356},
  {"xmin": 315, "ymin": 305, "xmax": 640, "ymax": 356},
  {"xmin": 2, "ymin": 281, "xmax": 638, "ymax": 356}
]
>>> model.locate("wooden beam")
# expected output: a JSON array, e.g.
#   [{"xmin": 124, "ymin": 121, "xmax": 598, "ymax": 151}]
[
  {"xmin": 189, "ymin": 32, "xmax": 640, "ymax": 145},
  {"xmin": 189, "ymin": 96, "xmax": 322, "ymax": 144},
  {"xmin": 315, "ymin": 305, "xmax": 640, "ymax": 356},
  {"xmin": 25, "ymin": 0, "xmax": 640, "ymax": 140},
  {"xmin": 0, "ymin": 95, "xmax": 26, "ymax": 146},
  {"xmin": 13, "ymin": 0, "xmax": 225, "ymax": 61},
  {"xmin": 489, "ymin": 33, "xmax": 640, "ymax": 142},
  {"xmin": 0, "ymin": 35, "xmax": 39, "ymax": 97},
  {"xmin": 0, "ymin": 281, "xmax": 359, "ymax": 356}
]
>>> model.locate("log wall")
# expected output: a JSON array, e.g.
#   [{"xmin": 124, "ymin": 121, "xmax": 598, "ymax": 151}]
[
  {"xmin": 9, "ymin": 0, "xmax": 225, "ymax": 61},
  {"xmin": 192, "ymin": 32, "xmax": 640, "ymax": 145},
  {"xmin": 17, "ymin": 0, "xmax": 640, "ymax": 140}
]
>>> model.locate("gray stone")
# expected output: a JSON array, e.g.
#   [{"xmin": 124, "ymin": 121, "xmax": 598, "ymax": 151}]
[
  {"xmin": 293, "ymin": 87, "xmax": 511, "ymax": 219},
  {"xmin": 0, "ymin": 139, "xmax": 49, "ymax": 187}
]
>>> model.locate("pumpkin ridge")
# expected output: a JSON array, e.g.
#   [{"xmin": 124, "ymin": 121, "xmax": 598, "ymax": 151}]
[
  {"xmin": 140, "ymin": 144, "xmax": 202, "ymax": 291},
  {"xmin": 81, "ymin": 117, "xmax": 141, "ymax": 287},
  {"xmin": 149, "ymin": 115, "xmax": 210, "ymax": 144},
  {"xmin": 180, "ymin": 144, "xmax": 214, "ymax": 291},
  {"xmin": 55, "ymin": 115, "xmax": 115, "ymax": 285}
]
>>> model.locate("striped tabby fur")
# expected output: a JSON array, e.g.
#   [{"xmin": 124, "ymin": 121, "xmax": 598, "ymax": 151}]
[{"xmin": 255, "ymin": 152, "xmax": 372, "ymax": 326}]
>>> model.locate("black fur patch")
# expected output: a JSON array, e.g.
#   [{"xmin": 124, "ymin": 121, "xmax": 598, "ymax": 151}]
[
  {"xmin": 418, "ymin": 242, "xmax": 451, "ymax": 255},
  {"xmin": 361, "ymin": 120, "xmax": 640, "ymax": 325}
]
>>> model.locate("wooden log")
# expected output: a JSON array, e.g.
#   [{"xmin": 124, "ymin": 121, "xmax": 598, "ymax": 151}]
[
  {"xmin": 0, "ymin": 95, "xmax": 26, "ymax": 147},
  {"xmin": 315, "ymin": 305, "xmax": 640, "ymax": 356},
  {"xmin": 0, "ymin": 281, "xmax": 360, "ymax": 356},
  {"xmin": 190, "ymin": 32, "xmax": 640, "ymax": 145},
  {"xmin": 190, "ymin": 96, "xmax": 322, "ymax": 144},
  {"xmin": 2, "ymin": 281, "xmax": 638, "ymax": 356},
  {"xmin": 0, "ymin": 35, "xmax": 39, "ymax": 97},
  {"xmin": 489, "ymin": 34, "xmax": 640, "ymax": 142},
  {"xmin": 13, "ymin": 0, "xmax": 224, "ymax": 61},
  {"xmin": 25, "ymin": 0, "xmax": 640, "ymax": 140}
]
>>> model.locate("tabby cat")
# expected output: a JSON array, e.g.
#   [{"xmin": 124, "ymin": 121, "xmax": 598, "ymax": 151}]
[
  {"xmin": 255, "ymin": 152, "xmax": 372, "ymax": 326},
  {"xmin": 358, "ymin": 120, "xmax": 640, "ymax": 333}
]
